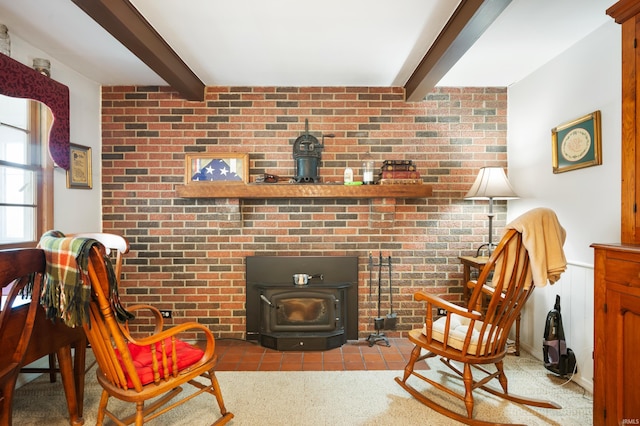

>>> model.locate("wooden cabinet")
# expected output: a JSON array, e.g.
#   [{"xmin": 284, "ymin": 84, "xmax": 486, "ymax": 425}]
[
  {"xmin": 607, "ymin": 1, "xmax": 640, "ymax": 244},
  {"xmin": 592, "ymin": 243, "xmax": 640, "ymax": 425},
  {"xmin": 593, "ymin": 4, "xmax": 640, "ymax": 423}
]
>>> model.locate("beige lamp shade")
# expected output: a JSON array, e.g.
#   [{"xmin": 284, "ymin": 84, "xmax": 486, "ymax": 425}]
[{"xmin": 465, "ymin": 167, "xmax": 519, "ymax": 200}]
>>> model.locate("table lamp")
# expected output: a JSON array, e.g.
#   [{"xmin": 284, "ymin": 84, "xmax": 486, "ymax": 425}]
[{"xmin": 465, "ymin": 167, "xmax": 519, "ymax": 257}]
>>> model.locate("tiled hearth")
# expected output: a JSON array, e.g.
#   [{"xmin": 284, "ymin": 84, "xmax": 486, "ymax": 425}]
[{"xmin": 214, "ymin": 338, "xmax": 428, "ymax": 372}]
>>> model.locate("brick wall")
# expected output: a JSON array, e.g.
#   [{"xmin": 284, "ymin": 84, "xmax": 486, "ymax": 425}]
[{"xmin": 100, "ymin": 85, "xmax": 508, "ymax": 339}]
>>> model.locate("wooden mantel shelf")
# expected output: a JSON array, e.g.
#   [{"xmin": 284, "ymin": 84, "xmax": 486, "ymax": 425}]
[{"xmin": 175, "ymin": 183, "xmax": 433, "ymax": 199}]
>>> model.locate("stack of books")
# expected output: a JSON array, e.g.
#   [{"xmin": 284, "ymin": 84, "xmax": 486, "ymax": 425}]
[{"xmin": 378, "ymin": 160, "xmax": 422, "ymax": 185}]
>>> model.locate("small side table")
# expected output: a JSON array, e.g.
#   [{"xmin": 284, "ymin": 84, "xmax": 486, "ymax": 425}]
[
  {"xmin": 457, "ymin": 255, "xmax": 520, "ymax": 356},
  {"xmin": 458, "ymin": 255, "xmax": 489, "ymax": 303}
]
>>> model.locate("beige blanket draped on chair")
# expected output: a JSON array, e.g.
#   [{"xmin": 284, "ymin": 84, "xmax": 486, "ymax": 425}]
[{"xmin": 496, "ymin": 207, "xmax": 567, "ymax": 289}]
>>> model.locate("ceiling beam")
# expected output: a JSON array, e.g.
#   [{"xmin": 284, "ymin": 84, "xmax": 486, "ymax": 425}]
[
  {"xmin": 404, "ymin": 0, "xmax": 512, "ymax": 102},
  {"xmin": 71, "ymin": 0, "xmax": 205, "ymax": 101}
]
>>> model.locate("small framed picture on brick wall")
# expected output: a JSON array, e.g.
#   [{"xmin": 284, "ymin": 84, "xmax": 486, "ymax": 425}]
[{"xmin": 185, "ymin": 153, "xmax": 249, "ymax": 184}]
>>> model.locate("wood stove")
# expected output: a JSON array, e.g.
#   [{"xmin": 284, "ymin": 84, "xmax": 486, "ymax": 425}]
[{"xmin": 246, "ymin": 256, "xmax": 358, "ymax": 351}]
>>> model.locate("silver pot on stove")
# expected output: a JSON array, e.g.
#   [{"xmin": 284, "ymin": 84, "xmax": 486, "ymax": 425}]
[{"xmin": 292, "ymin": 273, "xmax": 323, "ymax": 286}]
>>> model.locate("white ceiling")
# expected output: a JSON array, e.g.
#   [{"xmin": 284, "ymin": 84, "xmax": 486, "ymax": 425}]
[{"xmin": 0, "ymin": 0, "xmax": 614, "ymax": 90}]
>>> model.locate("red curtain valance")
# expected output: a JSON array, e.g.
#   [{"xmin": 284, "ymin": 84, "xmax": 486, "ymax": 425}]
[{"xmin": 0, "ymin": 53, "xmax": 70, "ymax": 170}]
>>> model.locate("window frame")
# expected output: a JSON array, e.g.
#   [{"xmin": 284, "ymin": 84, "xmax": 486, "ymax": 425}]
[{"xmin": 0, "ymin": 98, "xmax": 54, "ymax": 249}]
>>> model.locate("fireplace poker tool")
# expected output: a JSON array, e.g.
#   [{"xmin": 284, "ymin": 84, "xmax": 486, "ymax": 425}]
[
  {"xmin": 368, "ymin": 252, "xmax": 373, "ymax": 298},
  {"xmin": 384, "ymin": 255, "xmax": 397, "ymax": 330},
  {"xmin": 367, "ymin": 251, "xmax": 390, "ymax": 347}
]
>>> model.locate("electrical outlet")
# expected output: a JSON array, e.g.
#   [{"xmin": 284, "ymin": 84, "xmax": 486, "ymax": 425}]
[
  {"xmin": 436, "ymin": 308, "xmax": 447, "ymax": 316},
  {"xmin": 160, "ymin": 310, "xmax": 172, "ymax": 319}
]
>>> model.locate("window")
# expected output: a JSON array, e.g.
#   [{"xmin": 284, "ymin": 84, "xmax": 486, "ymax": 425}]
[{"xmin": 0, "ymin": 94, "xmax": 53, "ymax": 248}]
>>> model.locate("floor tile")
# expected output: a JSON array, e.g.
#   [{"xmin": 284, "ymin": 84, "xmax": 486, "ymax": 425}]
[{"xmin": 215, "ymin": 338, "xmax": 413, "ymax": 372}]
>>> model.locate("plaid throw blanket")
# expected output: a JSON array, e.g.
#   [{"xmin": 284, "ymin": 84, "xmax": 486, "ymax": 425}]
[
  {"xmin": 37, "ymin": 230, "xmax": 98, "ymax": 327},
  {"xmin": 36, "ymin": 230, "xmax": 135, "ymax": 327}
]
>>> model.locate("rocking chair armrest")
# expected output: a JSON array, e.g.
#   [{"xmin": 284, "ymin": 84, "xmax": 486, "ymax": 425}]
[
  {"xmin": 414, "ymin": 291, "xmax": 482, "ymax": 321},
  {"xmin": 121, "ymin": 322, "xmax": 216, "ymax": 359},
  {"xmin": 479, "ymin": 283, "xmax": 496, "ymax": 296},
  {"xmin": 122, "ymin": 304, "xmax": 165, "ymax": 334},
  {"xmin": 477, "ymin": 284, "xmax": 507, "ymax": 302},
  {"xmin": 413, "ymin": 291, "xmax": 481, "ymax": 319},
  {"xmin": 466, "ymin": 281, "xmax": 507, "ymax": 313},
  {"xmin": 466, "ymin": 279, "xmax": 477, "ymax": 290}
]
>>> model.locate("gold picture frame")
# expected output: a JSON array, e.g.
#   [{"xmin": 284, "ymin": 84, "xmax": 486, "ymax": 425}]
[
  {"xmin": 551, "ymin": 110, "xmax": 602, "ymax": 174},
  {"xmin": 185, "ymin": 153, "xmax": 249, "ymax": 184},
  {"xmin": 66, "ymin": 143, "xmax": 92, "ymax": 189}
]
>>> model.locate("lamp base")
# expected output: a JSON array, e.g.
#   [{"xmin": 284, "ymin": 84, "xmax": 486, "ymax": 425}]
[{"xmin": 475, "ymin": 243, "xmax": 496, "ymax": 258}]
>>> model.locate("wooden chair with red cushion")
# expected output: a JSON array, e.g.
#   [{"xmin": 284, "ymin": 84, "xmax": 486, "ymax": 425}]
[
  {"xmin": 21, "ymin": 232, "xmax": 130, "ymax": 382},
  {"xmin": 396, "ymin": 225, "xmax": 562, "ymax": 425},
  {"xmin": 81, "ymin": 241, "xmax": 233, "ymax": 425},
  {"xmin": 0, "ymin": 248, "xmax": 45, "ymax": 425}
]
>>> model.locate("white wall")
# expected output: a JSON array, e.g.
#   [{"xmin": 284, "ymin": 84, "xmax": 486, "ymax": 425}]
[
  {"xmin": 507, "ymin": 21, "xmax": 621, "ymax": 393},
  {"xmin": 9, "ymin": 34, "xmax": 103, "ymax": 235}
]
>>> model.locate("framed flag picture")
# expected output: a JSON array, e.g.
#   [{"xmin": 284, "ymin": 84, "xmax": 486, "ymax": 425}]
[{"xmin": 185, "ymin": 153, "xmax": 249, "ymax": 185}]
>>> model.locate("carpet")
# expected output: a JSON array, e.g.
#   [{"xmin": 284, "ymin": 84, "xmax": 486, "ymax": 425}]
[{"xmin": 11, "ymin": 351, "xmax": 592, "ymax": 425}]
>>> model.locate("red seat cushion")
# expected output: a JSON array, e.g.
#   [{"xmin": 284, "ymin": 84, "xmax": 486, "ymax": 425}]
[{"xmin": 115, "ymin": 338, "xmax": 204, "ymax": 387}]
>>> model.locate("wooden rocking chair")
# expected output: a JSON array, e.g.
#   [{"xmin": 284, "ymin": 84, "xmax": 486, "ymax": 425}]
[
  {"xmin": 80, "ymin": 240, "xmax": 233, "ymax": 425},
  {"xmin": 396, "ymin": 223, "xmax": 562, "ymax": 425},
  {"xmin": 23, "ymin": 232, "xmax": 130, "ymax": 383}
]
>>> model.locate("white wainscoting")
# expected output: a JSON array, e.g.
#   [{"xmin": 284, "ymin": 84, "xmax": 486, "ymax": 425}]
[{"xmin": 517, "ymin": 261, "xmax": 594, "ymax": 394}]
